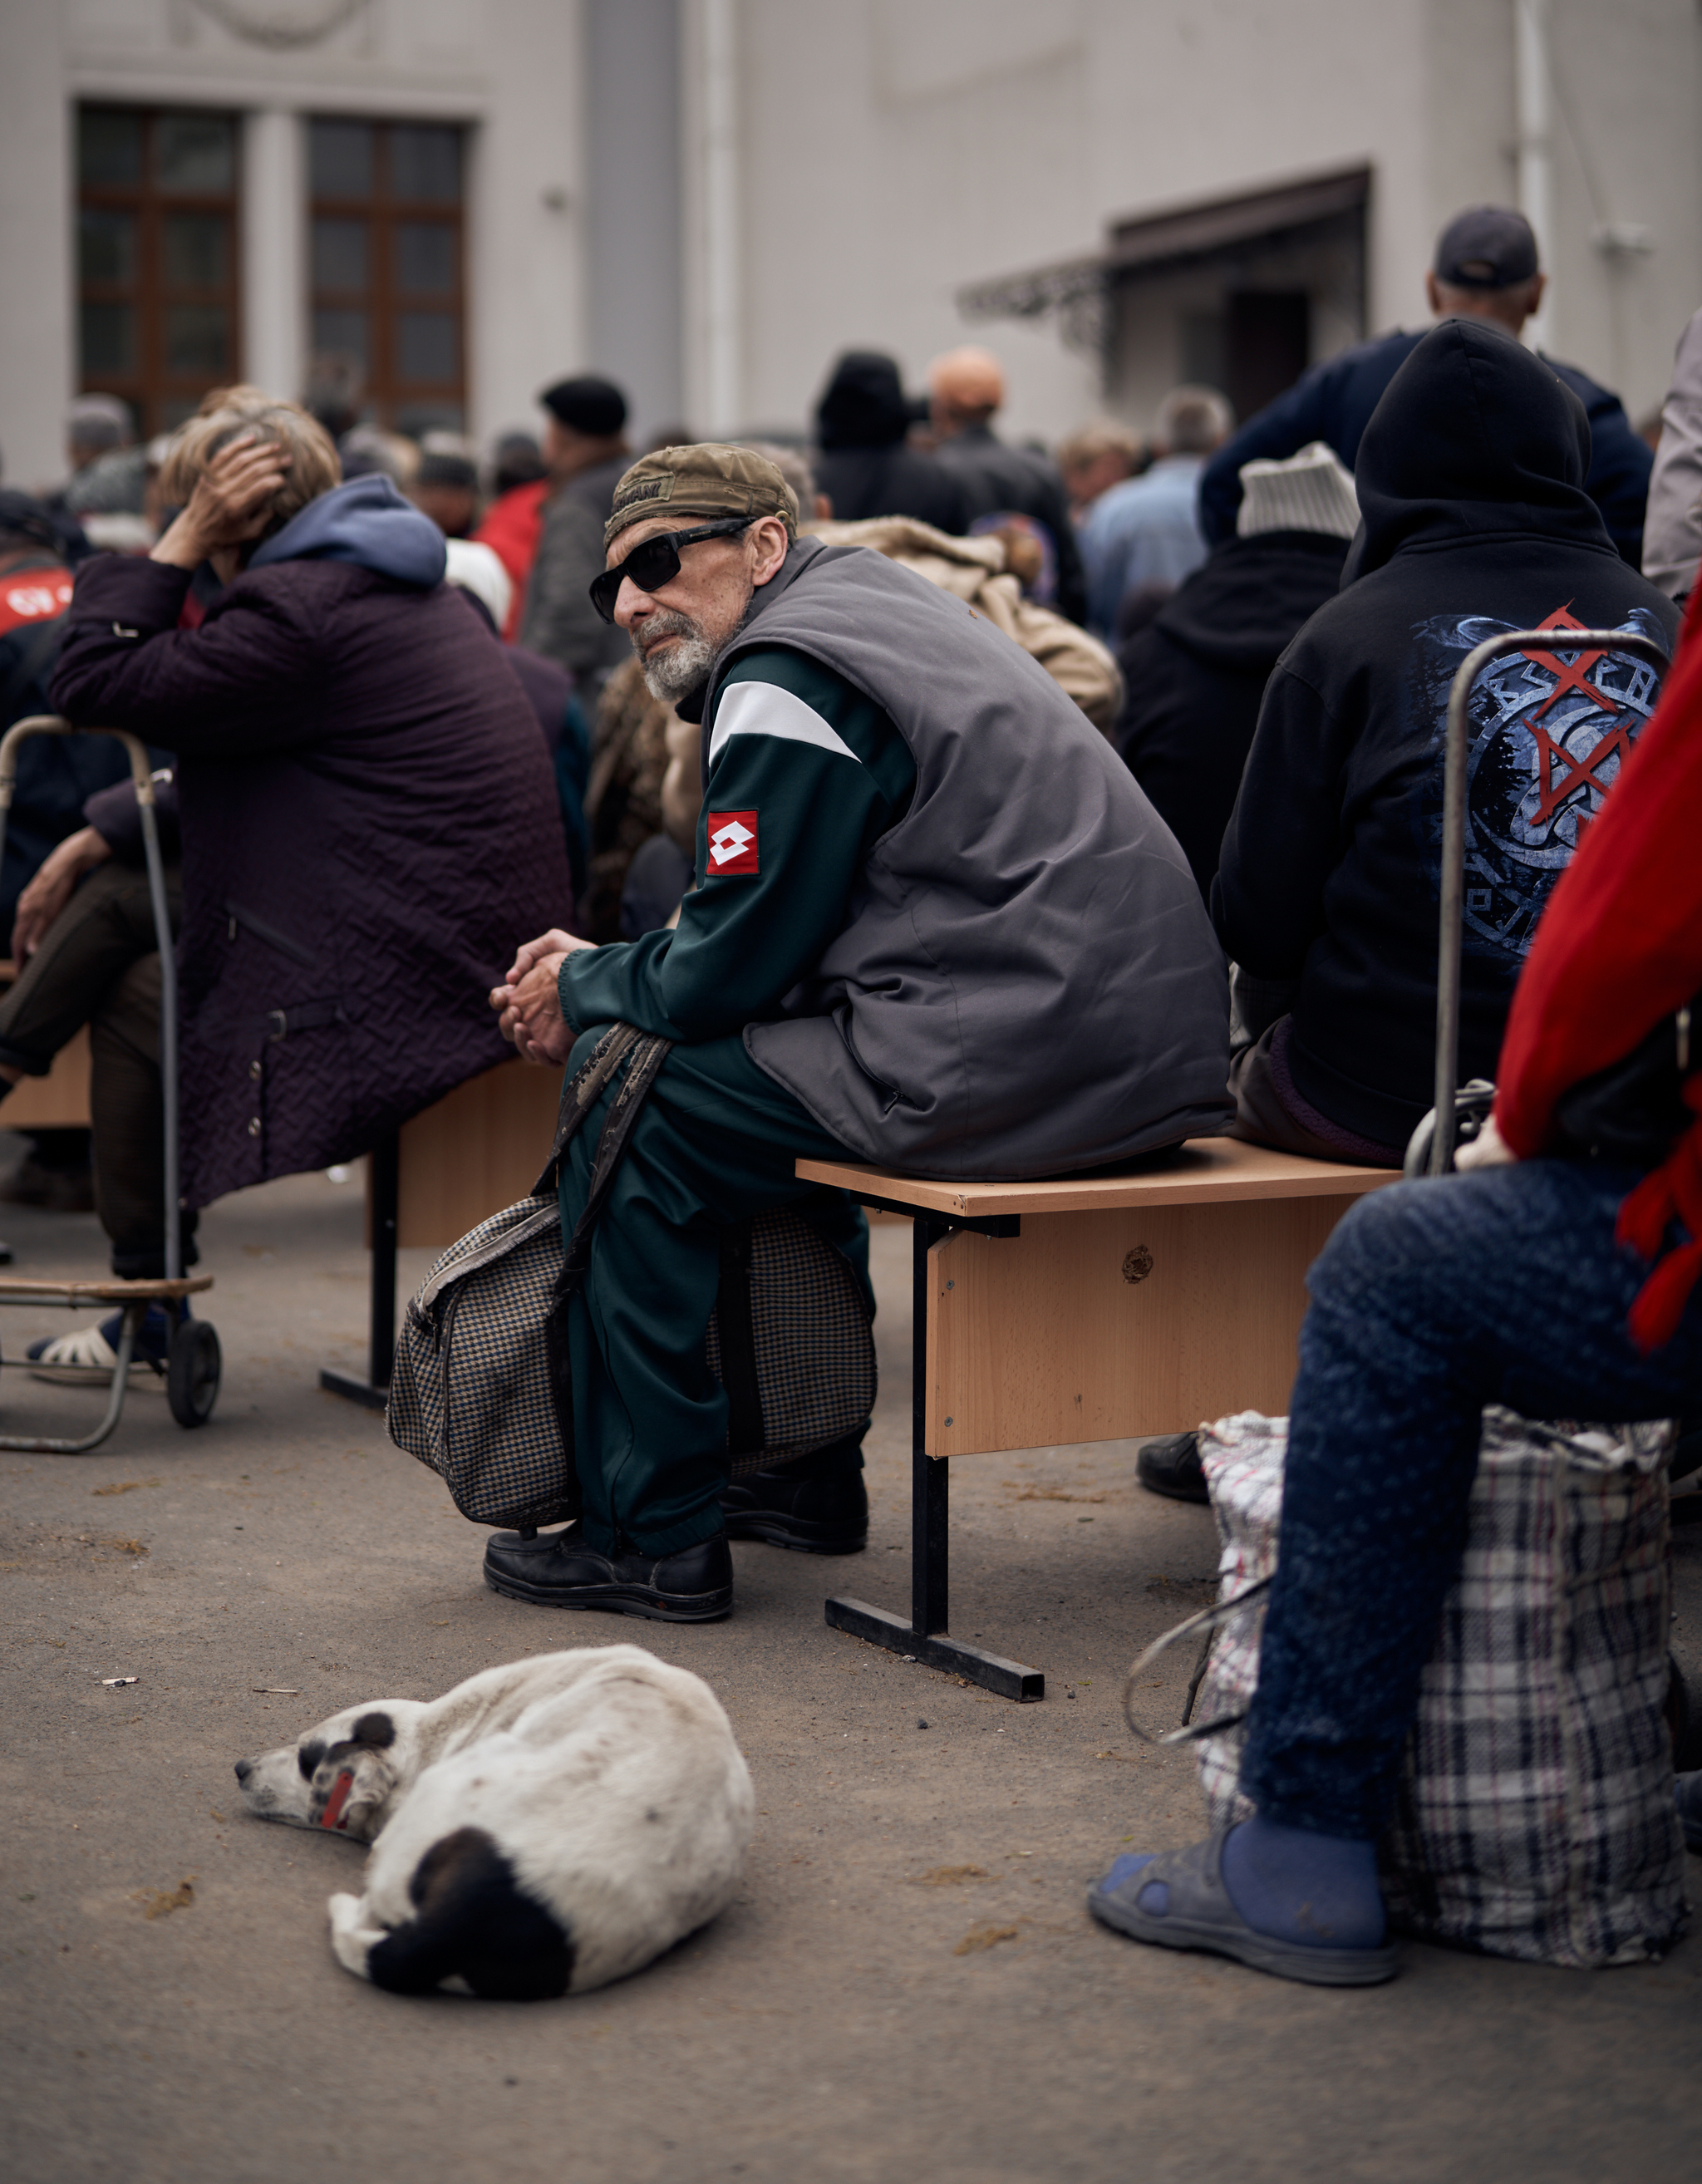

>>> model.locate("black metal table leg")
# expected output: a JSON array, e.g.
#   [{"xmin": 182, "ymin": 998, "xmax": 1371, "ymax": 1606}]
[
  {"xmin": 826, "ymin": 1211, "xmax": 1044, "ymax": 1701},
  {"xmin": 320, "ymin": 1129, "xmax": 400, "ymax": 1411}
]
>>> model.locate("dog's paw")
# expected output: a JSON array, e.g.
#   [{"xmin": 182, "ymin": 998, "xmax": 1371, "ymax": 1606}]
[{"xmin": 327, "ymin": 1891, "xmax": 386, "ymax": 1980}]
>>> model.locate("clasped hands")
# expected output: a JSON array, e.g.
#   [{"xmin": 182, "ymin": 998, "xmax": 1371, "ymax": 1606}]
[{"xmin": 490, "ymin": 928, "xmax": 597, "ymax": 1065}]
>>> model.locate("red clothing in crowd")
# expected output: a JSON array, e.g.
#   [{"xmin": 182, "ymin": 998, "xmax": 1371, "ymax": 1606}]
[
  {"xmin": 471, "ymin": 479, "xmax": 550, "ymax": 640},
  {"xmin": 1496, "ymin": 583, "xmax": 1702, "ymax": 1346}
]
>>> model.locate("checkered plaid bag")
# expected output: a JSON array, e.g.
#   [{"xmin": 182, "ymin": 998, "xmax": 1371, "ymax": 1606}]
[
  {"xmin": 1189, "ymin": 1408, "xmax": 1685, "ymax": 1969},
  {"xmin": 387, "ymin": 1026, "xmax": 875, "ymax": 1526}
]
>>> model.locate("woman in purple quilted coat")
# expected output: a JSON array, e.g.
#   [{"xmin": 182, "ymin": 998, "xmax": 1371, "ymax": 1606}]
[{"xmin": 36, "ymin": 387, "xmax": 569, "ymax": 1370}]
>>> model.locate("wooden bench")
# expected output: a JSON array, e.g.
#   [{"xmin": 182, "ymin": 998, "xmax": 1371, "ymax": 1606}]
[
  {"xmin": 323, "ymin": 1058, "xmax": 562, "ymax": 1407},
  {"xmin": 794, "ymin": 1139, "xmax": 1403, "ymax": 1701}
]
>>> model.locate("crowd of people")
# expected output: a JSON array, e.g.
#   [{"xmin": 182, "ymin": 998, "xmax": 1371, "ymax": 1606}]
[{"xmin": 5, "ymin": 195, "xmax": 1702, "ymax": 1985}]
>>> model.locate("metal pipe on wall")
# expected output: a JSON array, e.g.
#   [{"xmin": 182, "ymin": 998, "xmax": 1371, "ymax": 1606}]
[
  {"xmin": 1513, "ymin": 0, "xmax": 1552, "ymax": 351},
  {"xmin": 700, "ymin": 0, "xmax": 741, "ymax": 436}
]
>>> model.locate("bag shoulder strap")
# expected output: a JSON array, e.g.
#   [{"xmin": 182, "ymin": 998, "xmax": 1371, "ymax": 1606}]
[
  {"xmin": 532, "ymin": 1021, "xmax": 644, "ymax": 1195},
  {"xmin": 553, "ymin": 1027, "xmax": 674, "ymax": 1306}
]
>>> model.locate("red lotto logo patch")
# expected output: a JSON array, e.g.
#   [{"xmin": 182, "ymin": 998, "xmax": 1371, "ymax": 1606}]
[{"xmin": 706, "ymin": 810, "xmax": 760, "ymax": 875}]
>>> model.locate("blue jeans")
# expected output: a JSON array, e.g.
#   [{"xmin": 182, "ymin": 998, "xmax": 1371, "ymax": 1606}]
[{"xmin": 1241, "ymin": 1158, "xmax": 1702, "ymax": 1838}]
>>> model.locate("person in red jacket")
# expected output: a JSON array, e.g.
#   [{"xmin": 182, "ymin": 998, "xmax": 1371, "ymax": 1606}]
[{"xmin": 1090, "ymin": 588, "xmax": 1702, "ymax": 1985}]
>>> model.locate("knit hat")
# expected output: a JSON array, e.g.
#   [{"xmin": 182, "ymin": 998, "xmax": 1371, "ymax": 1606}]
[
  {"xmin": 816, "ymin": 352, "xmax": 910, "ymax": 450},
  {"xmin": 443, "ymin": 537, "xmax": 514, "ymax": 632},
  {"xmin": 1236, "ymin": 440, "xmax": 1360, "ymax": 540},
  {"xmin": 539, "ymin": 376, "xmax": 627, "ymax": 437},
  {"xmin": 604, "ymin": 442, "xmax": 799, "ymax": 550}
]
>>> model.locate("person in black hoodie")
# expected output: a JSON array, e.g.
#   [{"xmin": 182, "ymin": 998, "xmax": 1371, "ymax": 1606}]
[
  {"xmin": 1213, "ymin": 318, "xmax": 1680, "ymax": 1171},
  {"xmin": 1114, "ymin": 442, "xmax": 1360, "ymax": 897},
  {"xmin": 1140, "ymin": 322, "xmax": 1680, "ymax": 1511},
  {"xmin": 811, "ymin": 353, "xmax": 969, "ymax": 535}
]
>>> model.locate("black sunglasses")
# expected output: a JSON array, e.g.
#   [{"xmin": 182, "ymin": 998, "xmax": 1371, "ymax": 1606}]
[{"xmin": 588, "ymin": 519, "xmax": 752, "ymax": 623}]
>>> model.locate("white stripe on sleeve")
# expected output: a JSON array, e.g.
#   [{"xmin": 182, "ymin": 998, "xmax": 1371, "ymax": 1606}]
[{"xmin": 708, "ymin": 678, "xmax": 861, "ymax": 767}]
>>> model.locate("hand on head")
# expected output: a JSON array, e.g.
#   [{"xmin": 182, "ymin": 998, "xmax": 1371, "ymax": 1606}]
[{"xmin": 150, "ymin": 432, "xmax": 293, "ymax": 574}]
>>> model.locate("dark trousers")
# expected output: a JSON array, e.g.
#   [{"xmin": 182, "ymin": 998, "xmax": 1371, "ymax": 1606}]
[
  {"xmin": 558, "ymin": 1024, "xmax": 869, "ymax": 1557},
  {"xmin": 1241, "ymin": 1158, "xmax": 1702, "ymax": 1837},
  {"xmin": 0, "ymin": 861, "xmax": 193, "ymax": 1278}
]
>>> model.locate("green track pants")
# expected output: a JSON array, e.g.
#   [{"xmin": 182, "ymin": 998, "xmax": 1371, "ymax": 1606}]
[{"xmin": 558, "ymin": 1024, "xmax": 872, "ymax": 1556}]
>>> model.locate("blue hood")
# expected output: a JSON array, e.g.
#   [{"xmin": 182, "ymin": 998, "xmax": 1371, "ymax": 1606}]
[{"xmin": 249, "ymin": 474, "xmax": 447, "ymax": 587}]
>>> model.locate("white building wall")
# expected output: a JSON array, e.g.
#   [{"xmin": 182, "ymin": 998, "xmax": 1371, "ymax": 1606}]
[
  {"xmin": 0, "ymin": 2, "xmax": 76, "ymax": 492},
  {"xmin": 2, "ymin": 0, "xmax": 1698, "ymax": 487},
  {"xmin": 725, "ymin": 0, "xmax": 1701, "ymax": 445}
]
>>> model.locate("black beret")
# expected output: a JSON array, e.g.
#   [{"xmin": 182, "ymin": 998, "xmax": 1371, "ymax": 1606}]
[{"xmin": 539, "ymin": 376, "xmax": 628, "ymax": 436}]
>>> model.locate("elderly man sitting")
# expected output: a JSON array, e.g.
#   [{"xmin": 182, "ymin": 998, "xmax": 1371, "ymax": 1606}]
[{"xmin": 489, "ymin": 443, "xmax": 1231, "ymax": 1622}]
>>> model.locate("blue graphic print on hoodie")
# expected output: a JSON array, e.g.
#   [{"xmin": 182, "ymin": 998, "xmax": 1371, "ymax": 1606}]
[{"xmin": 1213, "ymin": 319, "xmax": 1681, "ymax": 1149}]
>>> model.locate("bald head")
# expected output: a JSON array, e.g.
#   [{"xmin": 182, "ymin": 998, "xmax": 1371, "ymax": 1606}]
[{"xmin": 929, "ymin": 345, "xmax": 1006, "ymax": 440}]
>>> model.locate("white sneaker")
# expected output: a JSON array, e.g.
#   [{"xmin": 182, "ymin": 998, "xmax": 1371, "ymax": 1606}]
[{"xmin": 27, "ymin": 1313, "xmax": 167, "ymax": 1387}]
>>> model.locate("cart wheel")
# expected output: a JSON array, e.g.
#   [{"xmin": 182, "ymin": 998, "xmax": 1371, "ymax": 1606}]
[{"xmin": 167, "ymin": 1318, "xmax": 221, "ymax": 1429}]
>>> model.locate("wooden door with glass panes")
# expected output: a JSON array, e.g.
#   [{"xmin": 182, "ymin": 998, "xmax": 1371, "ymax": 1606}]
[
  {"xmin": 308, "ymin": 118, "xmax": 466, "ymax": 435},
  {"xmin": 77, "ymin": 106, "xmax": 241, "ymax": 438}
]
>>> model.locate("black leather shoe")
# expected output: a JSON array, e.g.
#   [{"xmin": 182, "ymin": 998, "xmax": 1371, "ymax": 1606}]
[
  {"xmin": 482, "ymin": 1526, "xmax": 734, "ymax": 1621},
  {"xmin": 721, "ymin": 1454, "xmax": 868, "ymax": 1553},
  {"xmin": 1136, "ymin": 1431, "xmax": 1209, "ymax": 1505}
]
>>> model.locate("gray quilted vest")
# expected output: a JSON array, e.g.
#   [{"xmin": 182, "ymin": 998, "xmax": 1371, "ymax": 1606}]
[{"xmin": 697, "ymin": 539, "xmax": 1232, "ymax": 1179}]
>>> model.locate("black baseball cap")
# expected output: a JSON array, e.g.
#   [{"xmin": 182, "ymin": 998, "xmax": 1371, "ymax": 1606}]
[
  {"xmin": 1433, "ymin": 206, "xmax": 1540, "ymax": 290},
  {"xmin": 539, "ymin": 375, "xmax": 627, "ymax": 436}
]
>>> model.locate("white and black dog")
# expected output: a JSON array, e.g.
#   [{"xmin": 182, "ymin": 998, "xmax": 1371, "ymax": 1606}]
[{"xmin": 235, "ymin": 1645, "xmax": 753, "ymax": 2000}]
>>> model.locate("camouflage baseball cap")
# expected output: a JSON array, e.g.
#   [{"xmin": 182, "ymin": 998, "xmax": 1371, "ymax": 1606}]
[{"xmin": 603, "ymin": 441, "xmax": 799, "ymax": 551}]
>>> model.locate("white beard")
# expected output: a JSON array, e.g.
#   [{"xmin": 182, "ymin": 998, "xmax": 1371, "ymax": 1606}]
[{"xmin": 635, "ymin": 613, "xmax": 716, "ymax": 704}]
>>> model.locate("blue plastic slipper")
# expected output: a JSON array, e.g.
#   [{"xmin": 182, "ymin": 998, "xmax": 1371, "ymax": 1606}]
[{"xmin": 1088, "ymin": 1828, "xmax": 1400, "ymax": 1988}]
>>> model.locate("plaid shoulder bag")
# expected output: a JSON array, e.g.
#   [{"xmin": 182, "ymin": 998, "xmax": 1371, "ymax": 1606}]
[{"xmin": 386, "ymin": 1025, "xmax": 875, "ymax": 1529}]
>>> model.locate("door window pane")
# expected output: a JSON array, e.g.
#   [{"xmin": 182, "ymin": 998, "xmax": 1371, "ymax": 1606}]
[
  {"xmin": 163, "ymin": 211, "xmax": 229, "ymax": 288},
  {"xmin": 312, "ymin": 217, "xmax": 369, "ymax": 292},
  {"xmin": 397, "ymin": 312, "xmax": 460, "ymax": 382},
  {"xmin": 81, "ymin": 302, "xmax": 135, "ymax": 375},
  {"xmin": 312, "ymin": 308, "xmax": 370, "ymax": 371},
  {"xmin": 80, "ymin": 209, "xmax": 137, "ymax": 286},
  {"xmin": 394, "ymin": 221, "xmax": 455, "ymax": 294},
  {"xmin": 311, "ymin": 119, "xmax": 374, "ymax": 199},
  {"xmin": 77, "ymin": 104, "xmax": 242, "ymax": 435},
  {"xmin": 390, "ymin": 125, "xmax": 461, "ymax": 203},
  {"xmin": 156, "ymin": 112, "xmax": 235, "ymax": 194},
  {"xmin": 165, "ymin": 303, "xmax": 231, "ymax": 376},
  {"xmin": 80, "ymin": 110, "xmax": 142, "ymax": 187},
  {"xmin": 308, "ymin": 118, "xmax": 465, "ymax": 426}
]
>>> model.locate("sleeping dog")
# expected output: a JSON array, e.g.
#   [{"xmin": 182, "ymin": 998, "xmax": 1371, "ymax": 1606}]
[{"xmin": 234, "ymin": 1644, "xmax": 752, "ymax": 2000}]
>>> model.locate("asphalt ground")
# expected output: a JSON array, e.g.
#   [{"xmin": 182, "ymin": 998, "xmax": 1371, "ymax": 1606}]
[{"xmin": 1, "ymin": 1146, "xmax": 1697, "ymax": 2182}]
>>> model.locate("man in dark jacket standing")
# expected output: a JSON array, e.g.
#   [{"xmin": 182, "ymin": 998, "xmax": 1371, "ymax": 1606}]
[
  {"xmin": 1197, "ymin": 208, "xmax": 1653, "ymax": 568},
  {"xmin": 488, "ymin": 444, "xmax": 1230, "ymax": 1622},
  {"xmin": 812, "ymin": 352, "xmax": 969, "ymax": 534},
  {"xmin": 517, "ymin": 376, "xmax": 633, "ymax": 691},
  {"xmin": 927, "ymin": 347, "xmax": 1089, "ymax": 624},
  {"xmin": 1115, "ymin": 441, "xmax": 1359, "ymax": 896}
]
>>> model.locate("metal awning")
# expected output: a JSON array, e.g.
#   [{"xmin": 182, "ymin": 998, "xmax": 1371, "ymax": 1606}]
[{"xmin": 957, "ymin": 164, "xmax": 1371, "ymax": 334}]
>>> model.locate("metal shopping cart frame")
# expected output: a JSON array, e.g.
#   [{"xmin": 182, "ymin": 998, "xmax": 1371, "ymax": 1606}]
[
  {"xmin": 1408, "ymin": 624, "xmax": 1673, "ymax": 1178},
  {"xmin": 0, "ymin": 716, "xmax": 217, "ymax": 1451}
]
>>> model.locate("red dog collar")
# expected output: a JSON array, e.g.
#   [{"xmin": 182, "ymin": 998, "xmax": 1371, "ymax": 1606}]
[{"xmin": 320, "ymin": 1768, "xmax": 357, "ymax": 1831}]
